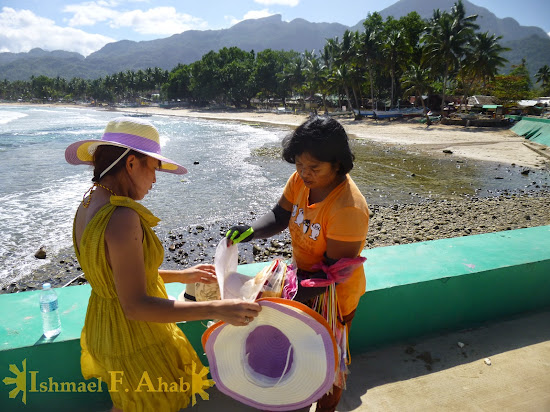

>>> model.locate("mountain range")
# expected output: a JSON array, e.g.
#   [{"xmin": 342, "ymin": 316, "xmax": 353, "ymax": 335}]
[{"xmin": 0, "ymin": 0, "xmax": 548, "ymax": 82}]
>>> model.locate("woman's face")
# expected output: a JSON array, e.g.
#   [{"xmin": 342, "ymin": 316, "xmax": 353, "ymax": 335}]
[
  {"xmin": 129, "ymin": 155, "xmax": 159, "ymax": 200},
  {"xmin": 295, "ymin": 152, "xmax": 339, "ymax": 191}
]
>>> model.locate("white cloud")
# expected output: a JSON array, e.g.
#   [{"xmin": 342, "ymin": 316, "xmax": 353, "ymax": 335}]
[
  {"xmin": 110, "ymin": 7, "xmax": 208, "ymax": 35},
  {"xmin": 63, "ymin": 2, "xmax": 207, "ymax": 36},
  {"xmin": 63, "ymin": 1, "xmax": 117, "ymax": 27},
  {"xmin": 254, "ymin": 0, "xmax": 299, "ymax": 6},
  {"xmin": 0, "ymin": 7, "xmax": 115, "ymax": 56},
  {"xmin": 226, "ymin": 9, "xmax": 276, "ymax": 26}
]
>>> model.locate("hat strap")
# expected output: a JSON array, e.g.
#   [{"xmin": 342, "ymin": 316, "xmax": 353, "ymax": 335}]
[
  {"xmin": 273, "ymin": 345, "xmax": 293, "ymax": 387},
  {"xmin": 100, "ymin": 148, "xmax": 131, "ymax": 179}
]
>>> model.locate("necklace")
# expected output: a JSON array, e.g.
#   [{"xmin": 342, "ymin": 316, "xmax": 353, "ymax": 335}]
[{"xmin": 82, "ymin": 183, "xmax": 118, "ymax": 208}]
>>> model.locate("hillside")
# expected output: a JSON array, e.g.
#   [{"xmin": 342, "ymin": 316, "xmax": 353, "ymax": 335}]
[
  {"xmin": 0, "ymin": 15, "xmax": 347, "ymax": 81},
  {"xmin": 0, "ymin": 0, "xmax": 548, "ymax": 82}
]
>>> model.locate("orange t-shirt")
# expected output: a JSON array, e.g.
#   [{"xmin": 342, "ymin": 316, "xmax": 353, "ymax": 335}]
[{"xmin": 283, "ymin": 172, "xmax": 369, "ymax": 315}]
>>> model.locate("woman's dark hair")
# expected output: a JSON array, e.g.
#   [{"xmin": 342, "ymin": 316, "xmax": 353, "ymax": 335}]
[
  {"xmin": 282, "ymin": 115, "xmax": 354, "ymax": 175},
  {"xmin": 92, "ymin": 145, "xmax": 147, "ymax": 182}
]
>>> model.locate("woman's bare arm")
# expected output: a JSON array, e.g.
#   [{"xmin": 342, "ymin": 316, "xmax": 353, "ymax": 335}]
[
  {"xmin": 159, "ymin": 265, "xmax": 217, "ymax": 284},
  {"xmin": 106, "ymin": 207, "xmax": 260, "ymax": 325}
]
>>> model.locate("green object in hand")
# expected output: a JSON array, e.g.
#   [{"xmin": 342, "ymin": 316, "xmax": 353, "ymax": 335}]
[{"xmin": 226, "ymin": 225, "xmax": 254, "ymax": 243}]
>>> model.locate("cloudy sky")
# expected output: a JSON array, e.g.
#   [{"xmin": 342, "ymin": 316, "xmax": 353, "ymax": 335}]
[{"xmin": 1, "ymin": 0, "xmax": 549, "ymax": 56}]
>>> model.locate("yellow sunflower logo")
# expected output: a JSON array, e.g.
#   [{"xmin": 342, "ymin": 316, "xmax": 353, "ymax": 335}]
[
  {"xmin": 3, "ymin": 358, "xmax": 27, "ymax": 404},
  {"xmin": 190, "ymin": 361, "xmax": 215, "ymax": 406}
]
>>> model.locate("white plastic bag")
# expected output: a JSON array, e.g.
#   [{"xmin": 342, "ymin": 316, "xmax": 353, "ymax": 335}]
[{"xmin": 214, "ymin": 239, "xmax": 269, "ymax": 301}]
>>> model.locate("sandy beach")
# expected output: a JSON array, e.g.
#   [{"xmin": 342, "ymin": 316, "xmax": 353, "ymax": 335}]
[
  {"xmin": 2, "ymin": 102, "xmax": 548, "ymax": 168},
  {"xmin": 111, "ymin": 105, "xmax": 550, "ymax": 169}
]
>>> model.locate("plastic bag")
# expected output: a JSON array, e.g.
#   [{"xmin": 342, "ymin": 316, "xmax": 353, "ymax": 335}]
[
  {"xmin": 214, "ymin": 239, "xmax": 269, "ymax": 301},
  {"xmin": 257, "ymin": 259, "xmax": 287, "ymax": 298}
]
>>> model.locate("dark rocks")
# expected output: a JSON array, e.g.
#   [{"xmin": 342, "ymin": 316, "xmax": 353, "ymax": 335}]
[
  {"xmin": 5, "ymin": 191, "xmax": 550, "ymax": 295},
  {"xmin": 34, "ymin": 246, "xmax": 47, "ymax": 259}
]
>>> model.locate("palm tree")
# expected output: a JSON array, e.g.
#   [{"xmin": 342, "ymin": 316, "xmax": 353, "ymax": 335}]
[
  {"xmin": 459, "ymin": 32, "xmax": 509, "ymax": 106},
  {"xmin": 324, "ymin": 37, "xmax": 344, "ymax": 108},
  {"xmin": 381, "ymin": 21, "xmax": 410, "ymax": 108},
  {"xmin": 535, "ymin": 65, "xmax": 550, "ymax": 91},
  {"xmin": 302, "ymin": 50, "xmax": 328, "ymax": 111},
  {"xmin": 422, "ymin": 0, "xmax": 478, "ymax": 112},
  {"xmin": 327, "ymin": 30, "xmax": 361, "ymax": 111},
  {"xmin": 401, "ymin": 64, "xmax": 432, "ymax": 114},
  {"xmin": 360, "ymin": 14, "xmax": 384, "ymax": 110},
  {"xmin": 469, "ymin": 32, "xmax": 508, "ymax": 87}
]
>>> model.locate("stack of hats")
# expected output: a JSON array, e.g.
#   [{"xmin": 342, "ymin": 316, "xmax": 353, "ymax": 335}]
[{"xmin": 202, "ymin": 298, "xmax": 337, "ymax": 411}]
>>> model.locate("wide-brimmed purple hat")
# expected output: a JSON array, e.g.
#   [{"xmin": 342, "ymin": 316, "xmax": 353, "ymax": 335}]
[
  {"xmin": 202, "ymin": 298, "xmax": 337, "ymax": 411},
  {"xmin": 65, "ymin": 116, "xmax": 187, "ymax": 174}
]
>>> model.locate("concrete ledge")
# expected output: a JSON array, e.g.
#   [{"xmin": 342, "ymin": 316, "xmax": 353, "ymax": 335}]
[
  {"xmin": 1, "ymin": 226, "xmax": 549, "ymax": 411},
  {"xmin": 511, "ymin": 117, "xmax": 550, "ymax": 147}
]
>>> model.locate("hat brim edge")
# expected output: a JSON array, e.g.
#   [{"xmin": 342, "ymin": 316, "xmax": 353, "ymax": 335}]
[
  {"xmin": 65, "ymin": 139, "xmax": 188, "ymax": 175},
  {"xmin": 203, "ymin": 298, "xmax": 338, "ymax": 410}
]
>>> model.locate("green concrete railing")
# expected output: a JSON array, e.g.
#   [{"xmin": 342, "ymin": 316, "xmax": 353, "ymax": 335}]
[
  {"xmin": 1, "ymin": 226, "xmax": 549, "ymax": 411},
  {"xmin": 511, "ymin": 117, "xmax": 550, "ymax": 147}
]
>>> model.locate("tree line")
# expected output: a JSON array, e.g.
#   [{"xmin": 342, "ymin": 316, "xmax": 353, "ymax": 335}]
[{"xmin": 2, "ymin": 1, "xmax": 550, "ymax": 112}]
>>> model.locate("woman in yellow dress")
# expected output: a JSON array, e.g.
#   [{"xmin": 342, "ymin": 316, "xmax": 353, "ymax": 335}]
[{"xmin": 65, "ymin": 117, "xmax": 260, "ymax": 411}]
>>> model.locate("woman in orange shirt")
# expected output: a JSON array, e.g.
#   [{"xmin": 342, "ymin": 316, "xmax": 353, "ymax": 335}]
[{"xmin": 226, "ymin": 115, "xmax": 369, "ymax": 412}]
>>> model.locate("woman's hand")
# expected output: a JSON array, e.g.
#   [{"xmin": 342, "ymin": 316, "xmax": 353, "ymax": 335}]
[
  {"xmin": 213, "ymin": 299, "xmax": 262, "ymax": 326},
  {"xmin": 158, "ymin": 264, "xmax": 217, "ymax": 284},
  {"xmin": 182, "ymin": 264, "xmax": 217, "ymax": 284},
  {"xmin": 225, "ymin": 225, "xmax": 254, "ymax": 245}
]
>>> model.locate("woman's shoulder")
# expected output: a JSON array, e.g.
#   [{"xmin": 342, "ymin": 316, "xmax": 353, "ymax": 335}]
[
  {"xmin": 111, "ymin": 196, "xmax": 160, "ymax": 227},
  {"xmin": 337, "ymin": 176, "xmax": 368, "ymax": 207}
]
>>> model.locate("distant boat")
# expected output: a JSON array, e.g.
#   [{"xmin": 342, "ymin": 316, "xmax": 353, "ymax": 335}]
[
  {"xmin": 354, "ymin": 110, "xmax": 375, "ymax": 117},
  {"xmin": 354, "ymin": 108, "xmax": 424, "ymax": 119}
]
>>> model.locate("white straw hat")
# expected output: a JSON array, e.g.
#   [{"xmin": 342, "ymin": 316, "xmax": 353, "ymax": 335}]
[
  {"xmin": 202, "ymin": 298, "xmax": 337, "ymax": 410},
  {"xmin": 65, "ymin": 117, "xmax": 187, "ymax": 174}
]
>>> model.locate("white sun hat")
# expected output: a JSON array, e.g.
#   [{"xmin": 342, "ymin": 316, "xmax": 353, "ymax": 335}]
[
  {"xmin": 202, "ymin": 298, "xmax": 337, "ymax": 411},
  {"xmin": 65, "ymin": 116, "xmax": 187, "ymax": 175}
]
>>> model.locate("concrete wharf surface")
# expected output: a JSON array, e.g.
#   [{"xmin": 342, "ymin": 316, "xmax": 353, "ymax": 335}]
[{"xmin": 189, "ymin": 310, "xmax": 550, "ymax": 412}]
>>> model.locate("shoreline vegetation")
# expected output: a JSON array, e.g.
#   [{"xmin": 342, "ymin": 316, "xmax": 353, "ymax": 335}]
[{"xmin": 1, "ymin": 102, "xmax": 549, "ymax": 294}]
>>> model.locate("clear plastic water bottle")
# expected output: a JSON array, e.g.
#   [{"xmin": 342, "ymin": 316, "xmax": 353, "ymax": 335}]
[{"xmin": 40, "ymin": 283, "xmax": 61, "ymax": 338}]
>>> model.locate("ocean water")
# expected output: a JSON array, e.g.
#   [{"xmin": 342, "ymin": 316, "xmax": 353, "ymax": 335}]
[
  {"xmin": 1, "ymin": 105, "xmax": 549, "ymax": 288},
  {"xmin": 0, "ymin": 105, "xmax": 294, "ymax": 287}
]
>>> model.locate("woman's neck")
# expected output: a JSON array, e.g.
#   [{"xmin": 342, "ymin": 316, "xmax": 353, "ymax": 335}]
[
  {"xmin": 99, "ymin": 175, "xmax": 128, "ymax": 198},
  {"xmin": 308, "ymin": 174, "xmax": 346, "ymax": 205}
]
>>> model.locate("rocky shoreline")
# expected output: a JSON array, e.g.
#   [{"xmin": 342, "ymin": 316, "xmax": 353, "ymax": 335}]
[{"xmin": 3, "ymin": 190, "xmax": 549, "ymax": 294}]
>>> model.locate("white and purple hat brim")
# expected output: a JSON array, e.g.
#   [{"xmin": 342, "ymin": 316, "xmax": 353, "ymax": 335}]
[
  {"xmin": 202, "ymin": 298, "xmax": 337, "ymax": 411},
  {"xmin": 64, "ymin": 117, "xmax": 187, "ymax": 175}
]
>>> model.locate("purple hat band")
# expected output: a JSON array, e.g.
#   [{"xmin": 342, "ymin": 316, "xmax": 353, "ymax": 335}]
[{"xmin": 102, "ymin": 132, "xmax": 161, "ymax": 154}]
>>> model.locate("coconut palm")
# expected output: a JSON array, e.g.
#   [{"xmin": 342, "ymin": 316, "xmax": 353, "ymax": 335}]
[
  {"xmin": 381, "ymin": 19, "xmax": 411, "ymax": 108},
  {"xmin": 459, "ymin": 32, "xmax": 509, "ymax": 105},
  {"xmin": 331, "ymin": 31, "xmax": 356, "ymax": 111},
  {"xmin": 422, "ymin": 0, "xmax": 478, "ymax": 111},
  {"xmin": 302, "ymin": 50, "xmax": 329, "ymax": 111},
  {"xmin": 401, "ymin": 64, "xmax": 432, "ymax": 114},
  {"xmin": 469, "ymin": 32, "xmax": 508, "ymax": 87},
  {"xmin": 535, "ymin": 65, "xmax": 550, "ymax": 91},
  {"xmin": 360, "ymin": 13, "xmax": 384, "ymax": 110}
]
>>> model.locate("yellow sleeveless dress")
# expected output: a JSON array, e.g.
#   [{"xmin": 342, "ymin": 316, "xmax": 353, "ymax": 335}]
[{"xmin": 73, "ymin": 196, "xmax": 208, "ymax": 411}]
